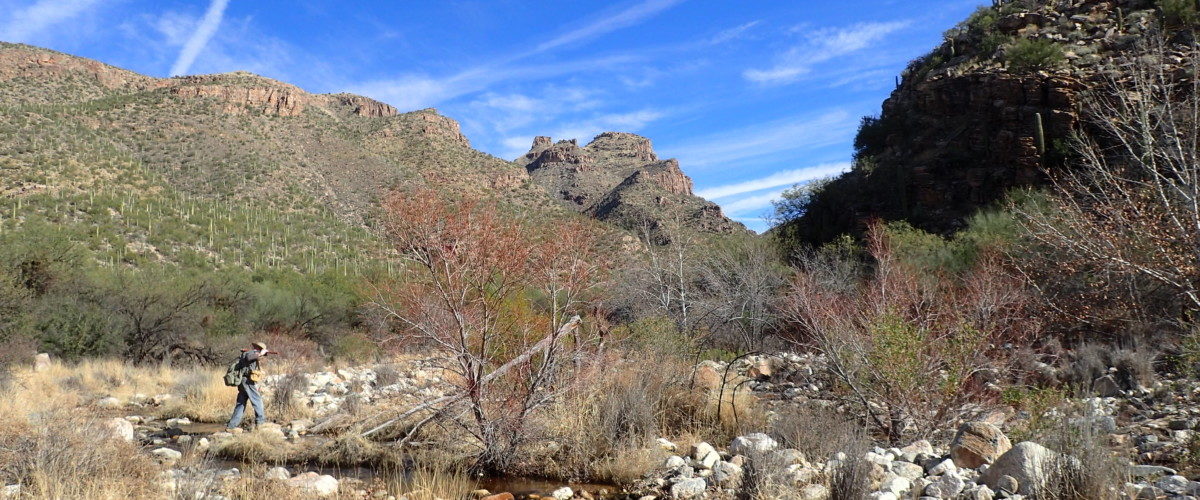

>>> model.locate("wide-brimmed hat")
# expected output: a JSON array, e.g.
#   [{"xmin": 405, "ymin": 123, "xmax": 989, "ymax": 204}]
[{"xmin": 251, "ymin": 342, "xmax": 266, "ymax": 350}]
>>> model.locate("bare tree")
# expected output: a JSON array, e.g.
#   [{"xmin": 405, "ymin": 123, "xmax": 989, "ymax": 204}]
[
  {"xmin": 370, "ymin": 190, "xmax": 608, "ymax": 471},
  {"xmin": 1015, "ymin": 42, "xmax": 1200, "ymax": 330}
]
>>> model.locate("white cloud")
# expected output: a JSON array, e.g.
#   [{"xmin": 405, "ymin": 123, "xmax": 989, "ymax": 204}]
[
  {"xmin": 0, "ymin": 0, "xmax": 104, "ymax": 42},
  {"xmin": 695, "ymin": 162, "xmax": 848, "ymax": 200},
  {"xmin": 708, "ymin": 20, "xmax": 760, "ymax": 45},
  {"xmin": 532, "ymin": 0, "xmax": 687, "ymax": 54},
  {"xmin": 721, "ymin": 188, "xmax": 791, "ymax": 215},
  {"xmin": 663, "ymin": 109, "xmax": 858, "ymax": 170},
  {"xmin": 169, "ymin": 0, "xmax": 230, "ymax": 76},
  {"xmin": 744, "ymin": 20, "xmax": 910, "ymax": 84}
]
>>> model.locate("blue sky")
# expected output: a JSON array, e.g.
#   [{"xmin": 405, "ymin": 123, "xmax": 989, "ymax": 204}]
[{"xmin": 0, "ymin": 0, "xmax": 984, "ymax": 231}]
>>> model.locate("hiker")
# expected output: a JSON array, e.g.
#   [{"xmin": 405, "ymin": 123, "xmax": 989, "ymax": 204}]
[{"xmin": 226, "ymin": 341, "xmax": 272, "ymax": 430}]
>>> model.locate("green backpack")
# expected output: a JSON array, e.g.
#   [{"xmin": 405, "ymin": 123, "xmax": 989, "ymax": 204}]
[{"xmin": 223, "ymin": 358, "xmax": 246, "ymax": 387}]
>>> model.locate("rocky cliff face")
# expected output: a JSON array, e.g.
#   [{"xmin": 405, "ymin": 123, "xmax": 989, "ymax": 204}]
[
  {"xmin": 784, "ymin": 0, "xmax": 1181, "ymax": 246},
  {"xmin": 518, "ymin": 132, "xmax": 745, "ymax": 241}
]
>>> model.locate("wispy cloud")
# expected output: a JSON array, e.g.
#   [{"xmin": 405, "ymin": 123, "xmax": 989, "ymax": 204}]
[
  {"xmin": 349, "ymin": 0, "xmax": 682, "ymax": 112},
  {"xmin": 696, "ymin": 162, "xmax": 848, "ymax": 200},
  {"xmin": 532, "ymin": 0, "xmax": 687, "ymax": 54},
  {"xmin": 709, "ymin": 20, "xmax": 760, "ymax": 45},
  {"xmin": 0, "ymin": 0, "xmax": 103, "ymax": 43},
  {"xmin": 744, "ymin": 20, "xmax": 910, "ymax": 84},
  {"xmin": 169, "ymin": 0, "xmax": 230, "ymax": 76},
  {"xmin": 664, "ymin": 109, "xmax": 858, "ymax": 170},
  {"xmin": 721, "ymin": 188, "xmax": 791, "ymax": 215}
]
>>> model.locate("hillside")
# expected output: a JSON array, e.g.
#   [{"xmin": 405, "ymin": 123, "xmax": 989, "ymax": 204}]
[
  {"xmin": 779, "ymin": 0, "xmax": 1191, "ymax": 247},
  {"xmin": 517, "ymin": 132, "xmax": 747, "ymax": 242}
]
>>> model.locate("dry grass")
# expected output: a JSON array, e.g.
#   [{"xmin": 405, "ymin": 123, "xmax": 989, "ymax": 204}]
[
  {"xmin": 386, "ymin": 462, "xmax": 476, "ymax": 500},
  {"xmin": 0, "ymin": 410, "xmax": 165, "ymax": 499},
  {"xmin": 522, "ymin": 351, "xmax": 765, "ymax": 484},
  {"xmin": 212, "ymin": 428, "xmax": 294, "ymax": 463}
]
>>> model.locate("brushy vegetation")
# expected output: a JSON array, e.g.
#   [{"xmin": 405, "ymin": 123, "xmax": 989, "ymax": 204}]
[{"xmin": 1005, "ymin": 38, "xmax": 1066, "ymax": 73}]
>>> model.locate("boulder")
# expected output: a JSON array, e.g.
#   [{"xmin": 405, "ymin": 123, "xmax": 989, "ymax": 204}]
[
  {"xmin": 150, "ymin": 447, "xmax": 182, "ymax": 464},
  {"xmin": 265, "ymin": 467, "xmax": 290, "ymax": 481},
  {"xmin": 96, "ymin": 396, "xmax": 122, "ymax": 409},
  {"xmin": 730, "ymin": 433, "xmax": 778, "ymax": 455},
  {"xmin": 690, "ymin": 442, "xmax": 716, "ymax": 461},
  {"xmin": 670, "ymin": 478, "xmax": 707, "ymax": 499},
  {"xmin": 950, "ymin": 422, "xmax": 1011, "ymax": 468},
  {"xmin": 103, "ymin": 417, "xmax": 134, "ymax": 442},
  {"xmin": 287, "ymin": 472, "xmax": 339, "ymax": 497},
  {"xmin": 978, "ymin": 442, "xmax": 1055, "ymax": 495},
  {"xmin": 712, "ymin": 461, "xmax": 743, "ymax": 487},
  {"xmin": 550, "ymin": 486, "xmax": 573, "ymax": 500},
  {"xmin": 33, "ymin": 353, "xmax": 50, "ymax": 372}
]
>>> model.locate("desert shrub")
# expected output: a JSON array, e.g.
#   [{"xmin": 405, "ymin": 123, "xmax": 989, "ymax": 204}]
[
  {"xmin": 829, "ymin": 451, "xmax": 872, "ymax": 500},
  {"xmin": 266, "ymin": 372, "xmax": 314, "ymax": 422},
  {"xmin": 1066, "ymin": 344, "xmax": 1155, "ymax": 394},
  {"xmin": 769, "ymin": 404, "xmax": 865, "ymax": 464},
  {"xmin": 1159, "ymin": 0, "xmax": 1199, "ymax": 26},
  {"xmin": 740, "ymin": 447, "xmax": 800, "ymax": 500},
  {"xmin": 529, "ymin": 350, "xmax": 763, "ymax": 483},
  {"xmin": 1006, "ymin": 38, "xmax": 1065, "ymax": 73},
  {"xmin": 1036, "ymin": 417, "xmax": 1129, "ymax": 499},
  {"xmin": 780, "ymin": 223, "xmax": 1037, "ymax": 441},
  {"xmin": 33, "ymin": 294, "xmax": 123, "ymax": 359}
]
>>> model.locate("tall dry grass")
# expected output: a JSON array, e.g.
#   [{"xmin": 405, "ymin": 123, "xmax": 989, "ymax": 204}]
[
  {"xmin": 524, "ymin": 350, "xmax": 765, "ymax": 484},
  {"xmin": 0, "ymin": 410, "xmax": 165, "ymax": 499}
]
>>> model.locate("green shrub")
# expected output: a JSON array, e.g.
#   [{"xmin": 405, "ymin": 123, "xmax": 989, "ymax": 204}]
[
  {"xmin": 1159, "ymin": 0, "xmax": 1200, "ymax": 26},
  {"xmin": 1006, "ymin": 38, "xmax": 1065, "ymax": 73}
]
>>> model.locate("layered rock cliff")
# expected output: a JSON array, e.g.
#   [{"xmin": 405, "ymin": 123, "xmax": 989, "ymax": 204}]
[
  {"xmin": 783, "ymin": 0, "xmax": 1186, "ymax": 246},
  {"xmin": 518, "ymin": 132, "xmax": 745, "ymax": 241}
]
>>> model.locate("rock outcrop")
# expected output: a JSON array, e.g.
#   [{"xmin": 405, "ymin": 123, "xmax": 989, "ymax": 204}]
[
  {"xmin": 518, "ymin": 132, "xmax": 745, "ymax": 241},
  {"xmin": 782, "ymin": 0, "xmax": 1189, "ymax": 246}
]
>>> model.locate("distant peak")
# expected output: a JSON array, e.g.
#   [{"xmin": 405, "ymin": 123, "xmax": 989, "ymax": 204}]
[{"xmin": 585, "ymin": 131, "xmax": 657, "ymax": 162}]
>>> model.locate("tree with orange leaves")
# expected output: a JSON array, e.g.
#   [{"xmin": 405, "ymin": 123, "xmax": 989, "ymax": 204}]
[{"xmin": 368, "ymin": 189, "xmax": 609, "ymax": 471}]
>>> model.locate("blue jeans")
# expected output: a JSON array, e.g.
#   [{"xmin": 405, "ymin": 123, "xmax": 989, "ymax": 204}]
[{"xmin": 227, "ymin": 381, "xmax": 265, "ymax": 428}]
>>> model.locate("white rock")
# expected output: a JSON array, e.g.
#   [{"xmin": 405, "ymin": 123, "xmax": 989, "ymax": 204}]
[
  {"xmin": 880, "ymin": 475, "xmax": 910, "ymax": 495},
  {"xmin": 696, "ymin": 451, "xmax": 720, "ymax": 470},
  {"xmin": 871, "ymin": 493, "xmax": 897, "ymax": 500},
  {"xmin": 928, "ymin": 458, "xmax": 957, "ymax": 476},
  {"xmin": 287, "ymin": 472, "xmax": 339, "ymax": 497},
  {"xmin": 657, "ymin": 438, "xmax": 678, "ymax": 452},
  {"xmin": 103, "ymin": 417, "xmax": 134, "ymax": 442},
  {"xmin": 664, "ymin": 455, "xmax": 687, "ymax": 469},
  {"xmin": 550, "ymin": 486, "xmax": 573, "ymax": 500},
  {"xmin": 96, "ymin": 397, "xmax": 122, "ymax": 409},
  {"xmin": 1, "ymin": 485, "xmax": 19, "ymax": 499},
  {"xmin": 729, "ymin": 433, "xmax": 778, "ymax": 455},
  {"xmin": 669, "ymin": 478, "xmax": 706, "ymax": 499},
  {"xmin": 978, "ymin": 442, "xmax": 1055, "ymax": 496},
  {"xmin": 265, "ymin": 467, "xmax": 291, "ymax": 481},
  {"xmin": 33, "ymin": 353, "xmax": 50, "ymax": 372},
  {"xmin": 150, "ymin": 447, "xmax": 182, "ymax": 463},
  {"xmin": 892, "ymin": 461, "xmax": 924, "ymax": 480},
  {"xmin": 798, "ymin": 484, "xmax": 828, "ymax": 500},
  {"xmin": 691, "ymin": 442, "xmax": 716, "ymax": 461},
  {"xmin": 712, "ymin": 461, "xmax": 742, "ymax": 487}
]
